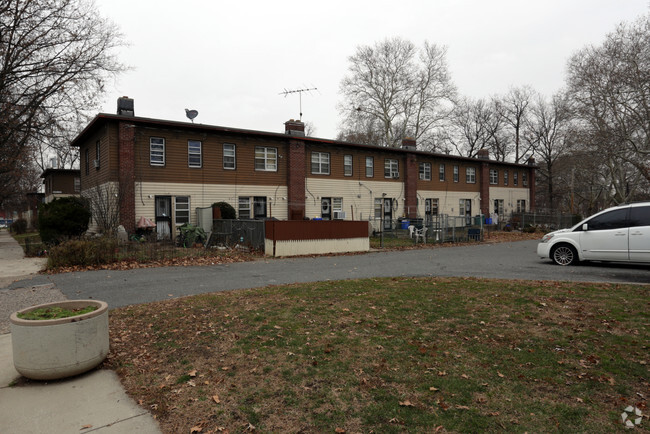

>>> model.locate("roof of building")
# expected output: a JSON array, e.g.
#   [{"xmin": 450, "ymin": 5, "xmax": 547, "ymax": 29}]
[
  {"xmin": 40, "ymin": 168, "xmax": 81, "ymax": 179},
  {"xmin": 70, "ymin": 113, "xmax": 535, "ymax": 169}
]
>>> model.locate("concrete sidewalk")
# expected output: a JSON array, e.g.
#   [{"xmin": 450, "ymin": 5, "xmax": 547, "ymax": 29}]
[{"xmin": 0, "ymin": 230, "xmax": 161, "ymax": 433}]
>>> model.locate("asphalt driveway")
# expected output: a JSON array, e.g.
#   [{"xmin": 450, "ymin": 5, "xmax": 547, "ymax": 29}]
[{"xmin": 9, "ymin": 240, "xmax": 650, "ymax": 308}]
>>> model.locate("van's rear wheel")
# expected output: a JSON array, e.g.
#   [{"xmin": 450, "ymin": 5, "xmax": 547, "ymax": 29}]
[{"xmin": 551, "ymin": 244, "xmax": 578, "ymax": 266}]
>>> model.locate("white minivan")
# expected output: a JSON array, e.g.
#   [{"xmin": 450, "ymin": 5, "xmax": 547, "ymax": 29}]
[{"xmin": 537, "ymin": 202, "xmax": 650, "ymax": 265}]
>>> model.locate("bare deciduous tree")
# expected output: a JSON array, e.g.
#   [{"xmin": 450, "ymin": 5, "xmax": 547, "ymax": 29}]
[
  {"xmin": 0, "ymin": 0, "xmax": 125, "ymax": 207},
  {"xmin": 338, "ymin": 37, "xmax": 456, "ymax": 149},
  {"xmin": 494, "ymin": 86, "xmax": 535, "ymax": 163},
  {"xmin": 83, "ymin": 183, "xmax": 121, "ymax": 235},
  {"xmin": 566, "ymin": 13, "xmax": 650, "ymax": 185}
]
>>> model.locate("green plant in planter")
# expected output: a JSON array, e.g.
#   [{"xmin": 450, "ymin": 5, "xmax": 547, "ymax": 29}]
[
  {"xmin": 17, "ymin": 305, "xmax": 98, "ymax": 320},
  {"xmin": 178, "ymin": 223, "xmax": 207, "ymax": 247}
]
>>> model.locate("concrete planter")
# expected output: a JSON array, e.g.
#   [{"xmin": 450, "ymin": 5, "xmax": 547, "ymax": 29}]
[{"xmin": 10, "ymin": 300, "xmax": 109, "ymax": 380}]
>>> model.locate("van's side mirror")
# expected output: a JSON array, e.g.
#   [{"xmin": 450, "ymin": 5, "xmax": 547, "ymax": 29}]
[{"xmin": 582, "ymin": 223, "xmax": 588, "ymax": 231}]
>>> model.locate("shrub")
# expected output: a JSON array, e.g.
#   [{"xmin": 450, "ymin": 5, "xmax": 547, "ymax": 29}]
[
  {"xmin": 39, "ymin": 197, "xmax": 91, "ymax": 245},
  {"xmin": 523, "ymin": 224, "xmax": 537, "ymax": 233},
  {"xmin": 10, "ymin": 219, "xmax": 27, "ymax": 234},
  {"xmin": 178, "ymin": 223, "xmax": 207, "ymax": 247},
  {"xmin": 48, "ymin": 237, "xmax": 119, "ymax": 268},
  {"xmin": 212, "ymin": 202, "xmax": 236, "ymax": 219}
]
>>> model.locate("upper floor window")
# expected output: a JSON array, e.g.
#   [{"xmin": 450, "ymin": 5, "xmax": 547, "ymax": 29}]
[
  {"xmin": 223, "ymin": 143, "xmax": 236, "ymax": 170},
  {"xmin": 522, "ymin": 171, "xmax": 528, "ymax": 186},
  {"xmin": 188, "ymin": 140, "xmax": 202, "ymax": 168},
  {"xmin": 255, "ymin": 147, "xmax": 277, "ymax": 171},
  {"xmin": 466, "ymin": 167, "xmax": 476, "ymax": 183},
  {"xmin": 384, "ymin": 159, "xmax": 399, "ymax": 178},
  {"xmin": 419, "ymin": 162, "xmax": 431, "ymax": 181},
  {"xmin": 344, "ymin": 155, "xmax": 353, "ymax": 176},
  {"xmin": 84, "ymin": 148, "xmax": 89, "ymax": 175},
  {"xmin": 150, "ymin": 137, "xmax": 165, "ymax": 166},
  {"xmin": 453, "ymin": 165, "xmax": 459, "ymax": 182},
  {"xmin": 439, "ymin": 164, "xmax": 445, "ymax": 181},
  {"xmin": 513, "ymin": 171, "xmax": 518, "ymax": 186},
  {"xmin": 489, "ymin": 169, "xmax": 498, "ymax": 185},
  {"xmin": 504, "ymin": 170, "xmax": 509, "ymax": 185},
  {"xmin": 366, "ymin": 157, "xmax": 374, "ymax": 178},
  {"xmin": 311, "ymin": 152, "xmax": 330, "ymax": 175},
  {"xmin": 95, "ymin": 140, "xmax": 100, "ymax": 169}
]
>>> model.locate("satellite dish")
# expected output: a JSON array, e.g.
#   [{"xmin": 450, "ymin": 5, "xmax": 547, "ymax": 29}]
[{"xmin": 185, "ymin": 108, "xmax": 198, "ymax": 123}]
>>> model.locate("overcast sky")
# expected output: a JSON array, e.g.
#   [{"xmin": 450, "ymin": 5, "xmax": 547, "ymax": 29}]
[{"xmin": 95, "ymin": 0, "xmax": 648, "ymax": 140}]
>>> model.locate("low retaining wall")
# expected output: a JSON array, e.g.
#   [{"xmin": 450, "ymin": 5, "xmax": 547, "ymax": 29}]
[{"xmin": 265, "ymin": 220, "xmax": 369, "ymax": 257}]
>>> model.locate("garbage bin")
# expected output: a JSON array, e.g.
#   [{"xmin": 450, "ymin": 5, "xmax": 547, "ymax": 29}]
[{"xmin": 400, "ymin": 219, "xmax": 410, "ymax": 229}]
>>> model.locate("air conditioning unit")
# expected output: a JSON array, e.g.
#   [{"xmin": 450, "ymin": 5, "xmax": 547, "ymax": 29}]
[
  {"xmin": 93, "ymin": 159, "xmax": 100, "ymax": 169},
  {"xmin": 333, "ymin": 211, "xmax": 346, "ymax": 220},
  {"xmin": 392, "ymin": 172, "xmax": 399, "ymax": 179}
]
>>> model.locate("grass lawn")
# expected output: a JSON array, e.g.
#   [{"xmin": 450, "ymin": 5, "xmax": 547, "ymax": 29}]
[{"xmin": 106, "ymin": 277, "xmax": 649, "ymax": 433}]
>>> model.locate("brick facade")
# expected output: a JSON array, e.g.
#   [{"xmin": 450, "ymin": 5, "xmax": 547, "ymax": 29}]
[
  {"xmin": 118, "ymin": 122, "xmax": 136, "ymax": 233},
  {"xmin": 286, "ymin": 120, "xmax": 306, "ymax": 220}
]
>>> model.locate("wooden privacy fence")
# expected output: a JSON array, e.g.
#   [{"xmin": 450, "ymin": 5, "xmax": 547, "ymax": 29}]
[{"xmin": 265, "ymin": 220, "xmax": 370, "ymax": 257}]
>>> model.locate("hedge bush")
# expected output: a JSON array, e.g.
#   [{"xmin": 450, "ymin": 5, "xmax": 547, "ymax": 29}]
[
  {"xmin": 212, "ymin": 201, "xmax": 236, "ymax": 219},
  {"xmin": 39, "ymin": 197, "xmax": 91, "ymax": 245},
  {"xmin": 10, "ymin": 219, "xmax": 27, "ymax": 234},
  {"xmin": 47, "ymin": 237, "xmax": 119, "ymax": 268}
]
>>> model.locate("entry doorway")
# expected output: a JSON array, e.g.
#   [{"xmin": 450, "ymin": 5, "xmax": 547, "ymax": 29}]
[{"xmin": 155, "ymin": 196, "xmax": 172, "ymax": 240}]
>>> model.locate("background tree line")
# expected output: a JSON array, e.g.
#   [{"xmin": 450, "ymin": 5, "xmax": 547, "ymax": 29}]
[{"xmin": 337, "ymin": 12, "xmax": 650, "ymax": 217}]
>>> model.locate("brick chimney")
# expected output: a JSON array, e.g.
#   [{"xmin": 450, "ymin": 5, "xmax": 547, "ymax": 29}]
[
  {"xmin": 477, "ymin": 148, "xmax": 489, "ymax": 160},
  {"xmin": 117, "ymin": 96, "xmax": 134, "ymax": 116},
  {"xmin": 401, "ymin": 137, "xmax": 416, "ymax": 150},
  {"xmin": 285, "ymin": 119, "xmax": 305, "ymax": 137}
]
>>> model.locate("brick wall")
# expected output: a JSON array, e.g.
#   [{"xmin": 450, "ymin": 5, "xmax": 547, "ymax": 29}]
[
  {"xmin": 404, "ymin": 152, "xmax": 418, "ymax": 218},
  {"xmin": 287, "ymin": 139, "xmax": 306, "ymax": 219},
  {"xmin": 118, "ymin": 122, "xmax": 136, "ymax": 233},
  {"xmin": 480, "ymin": 162, "xmax": 490, "ymax": 216}
]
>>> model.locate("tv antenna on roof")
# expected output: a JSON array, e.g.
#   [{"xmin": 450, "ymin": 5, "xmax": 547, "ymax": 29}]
[
  {"xmin": 185, "ymin": 108, "xmax": 198, "ymax": 123},
  {"xmin": 279, "ymin": 87, "xmax": 318, "ymax": 121}
]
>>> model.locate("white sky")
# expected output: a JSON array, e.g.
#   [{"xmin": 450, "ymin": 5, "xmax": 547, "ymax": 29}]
[{"xmin": 95, "ymin": 0, "xmax": 648, "ymax": 140}]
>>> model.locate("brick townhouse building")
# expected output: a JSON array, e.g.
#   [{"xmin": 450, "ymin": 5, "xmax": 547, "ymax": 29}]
[{"xmin": 71, "ymin": 97, "xmax": 535, "ymax": 239}]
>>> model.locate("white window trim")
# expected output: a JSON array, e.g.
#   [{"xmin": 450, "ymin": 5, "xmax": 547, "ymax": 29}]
[
  {"xmin": 439, "ymin": 164, "xmax": 445, "ymax": 181},
  {"xmin": 238, "ymin": 197, "xmax": 251, "ymax": 219},
  {"xmin": 175, "ymin": 196, "xmax": 190, "ymax": 225},
  {"xmin": 453, "ymin": 165, "xmax": 459, "ymax": 183},
  {"xmin": 466, "ymin": 167, "xmax": 476, "ymax": 184},
  {"xmin": 344, "ymin": 155, "xmax": 353, "ymax": 177},
  {"xmin": 150, "ymin": 137, "xmax": 165, "ymax": 166},
  {"xmin": 255, "ymin": 147, "xmax": 278, "ymax": 172},
  {"xmin": 489, "ymin": 169, "xmax": 498, "ymax": 185},
  {"xmin": 420, "ymin": 162, "xmax": 431, "ymax": 181},
  {"xmin": 223, "ymin": 143, "xmax": 236, "ymax": 170},
  {"xmin": 188, "ymin": 140, "xmax": 202, "ymax": 168},
  {"xmin": 311, "ymin": 152, "xmax": 330, "ymax": 175},
  {"xmin": 384, "ymin": 159, "xmax": 399, "ymax": 178},
  {"xmin": 366, "ymin": 157, "xmax": 374, "ymax": 178}
]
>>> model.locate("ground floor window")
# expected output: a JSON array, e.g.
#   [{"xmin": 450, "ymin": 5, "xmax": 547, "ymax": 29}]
[
  {"xmin": 238, "ymin": 197, "xmax": 251, "ymax": 219},
  {"xmin": 175, "ymin": 196, "xmax": 190, "ymax": 224},
  {"xmin": 517, "ymin": 199, "xmax": 526, "ymax": 213}
]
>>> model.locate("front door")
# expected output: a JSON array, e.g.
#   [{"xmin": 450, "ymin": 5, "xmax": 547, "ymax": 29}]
[
  {"xmin": 253, "ymin": 196, "xmax": 267, "ymax": 219},
  {"xmin": 383, "ymin": 198, "xmax": 393, "ymax": 230},
  {"xmin": 155, "ymin": 196, "xmax": 172, "ymax": 240},
  {"xmin": 321, "ymin": 198, "xmax": 332, "ymax": 220}
]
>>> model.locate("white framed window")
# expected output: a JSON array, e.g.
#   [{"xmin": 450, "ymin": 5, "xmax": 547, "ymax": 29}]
[
  {"xmin": 374, "ymin": 198, "xmax": 383, "ymax": 218},
  {"xmin": 459, "ymin": 199, "xmax": 466, "ymax": 216},
  {"xmin": 366, "ymin": 157, "xmax": 374, "ymax": 177},
  {"xmin": 188, "ymin": 140, "xmax": 202, "ymax": 168},
  {"xmin": 466, "ymin": 167, "xmax": 476, "ymax": 183},
  {"xmin": 255, "ymin": 147, "xmax": 277, "ymax": 171},
  {"xmin": 223, "ymin": 143, "xmax": 236, "ymax": 170},
  {"xmin": 419, "ymin": 162, "xmax": 431, "ymax": 181},
  {"xmin": 453, "ymin": 165, "xmax": 459, "ymax": 182},
  {"xmin": 489, "ymin": 169, "xmax": 498, "ymax": 185},
  {"xmin": 333, "ymin": 197, "xmax": 343, "ymax": 214},
  {"xmin": 150, "ymin": 137, "xmax": 165, "ymax": 166},
  {"xmin": 504, "ymin": 170, "xmax": 509, "ymax": 186},
  {"xmin": 175, "ymin": 196, "xmax": 190, "ymax": 225},
  {"xmin": 517, "ymin": 199, "xmax": 526, "ymax": 212},
  {"xmin": 311, "ymin": 152, "xmax": 330, "ymax": 175},
  {"xmin": 514, "ymin": 171, "xmax": 518, "ymax": 186},
  {"xmin": 95, "ymin": 140, "xmax": 101, "ymax": 169},
  {"xmin": 439, "ymin": 163, "xmax": 445, "ymax": 181},
  {"xmin": 238, "ymin": 197, "xmax": 251, "ymax": 219},
  {"xmin": 74, "ymin": 177, "xmax": 80, "ymax": 193},
  {"xmin": 384, "ymin": 159, "xmax": 399, "ymax": 178},
  {"xmin": 344, "ymin": 155, "xmax": 353, "ymax": 176},
  {"xmin": 522, "ymin": 171, "xmax": 528, "ymax": 186}
]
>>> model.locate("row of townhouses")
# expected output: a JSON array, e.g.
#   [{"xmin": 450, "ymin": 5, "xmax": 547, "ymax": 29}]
[{"xmin": 71, "ymin": 97, "xmax": 536, "ymax": 239}]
